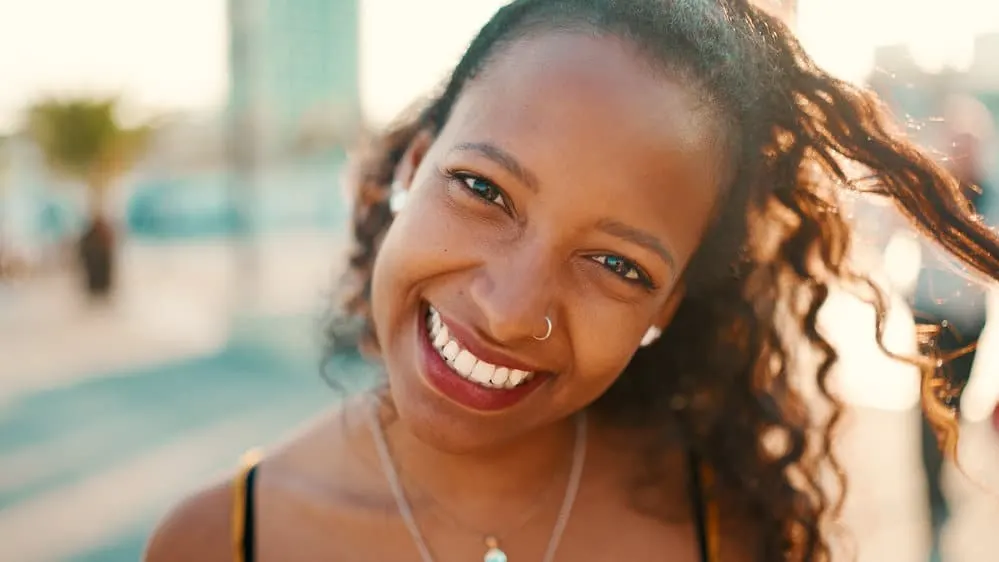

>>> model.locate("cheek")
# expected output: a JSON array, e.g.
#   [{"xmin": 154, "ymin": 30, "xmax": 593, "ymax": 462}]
[
  {"xmin": 371, "ymin": 183, "xmax": 464, "ymax": 318},
  {"xmin": 564, "ymin": 309, "xmax": 642, "ymax": 396}
]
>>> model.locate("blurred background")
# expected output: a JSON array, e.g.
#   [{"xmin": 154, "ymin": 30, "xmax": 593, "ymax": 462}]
[{"xmin": 0, "ymin": 1, "xmax": 997, "ymax": 561}]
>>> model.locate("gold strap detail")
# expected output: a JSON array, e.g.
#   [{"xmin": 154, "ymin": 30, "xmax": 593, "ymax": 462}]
[
  {"xmin": 230, "ymin": 449, "xmax": 262, "ymax": 562},
  {"xmin": 700, "ymin": 462, "xmax": 721, "ymax": 562}
]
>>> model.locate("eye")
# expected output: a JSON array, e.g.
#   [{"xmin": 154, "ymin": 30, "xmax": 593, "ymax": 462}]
[
  {"xmin": 591, "ymin": 255, "xmax": 653, "ymax": 288},
  {"xmin": 455, "ymin": 172, "xmax": 508, "ymax": 209}
]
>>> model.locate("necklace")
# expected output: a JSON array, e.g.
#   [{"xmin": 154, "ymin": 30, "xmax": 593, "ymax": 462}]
[
  {"xmin": 366, "ymin": 399, "xmax": 587, "ymax": 562},
  {"xmin": 421, "ymin": 458, "xmax": 565, "ymax": 543}
]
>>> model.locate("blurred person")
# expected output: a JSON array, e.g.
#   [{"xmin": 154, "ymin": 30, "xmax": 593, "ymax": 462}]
[
  {"xmin": 77, "ymin": 215, "xmax": 116, "ymax": 298},
  {"xmin": 910, "ymin": 94, "xmax": 996, "ymax": 557},
  {"xmin": 145, "ymin": 2, "xmax": 999, "ymax": 561}
]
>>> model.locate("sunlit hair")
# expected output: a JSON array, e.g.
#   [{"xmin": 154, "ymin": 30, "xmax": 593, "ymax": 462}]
[{"xmin": 326, "ymin": 1, "xmax": 999, "ymax": 559}]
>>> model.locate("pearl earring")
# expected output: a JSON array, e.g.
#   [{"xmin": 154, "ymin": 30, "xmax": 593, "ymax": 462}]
[
  {"xmin": 389, "ymin": 181, "xmax": 407, "ymax": 215},
  {"xmin": 639, "ymin": 326, "xmax": 661, "ymax": 347}
]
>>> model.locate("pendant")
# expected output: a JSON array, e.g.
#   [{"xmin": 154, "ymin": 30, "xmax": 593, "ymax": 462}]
[{"xmin": 483, "ymin": 536, "xmax": 508, "ymax": 562}]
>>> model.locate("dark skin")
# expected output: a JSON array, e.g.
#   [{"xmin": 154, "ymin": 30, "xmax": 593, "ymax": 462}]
[{"xmin": 146, "ymin": 34, "xmax": 753, "ymax": 562}]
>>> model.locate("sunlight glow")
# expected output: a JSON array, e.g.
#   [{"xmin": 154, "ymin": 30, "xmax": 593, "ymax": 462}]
[
  {"xmin": 0, "ymin": 0, "xmax": 228, "ymax": 132},
  {"xmin": 797, "ymin": 0, "xmax": 999, "ymax": 82},
  {"xmin": 359, "ymin": 0, "xmax": 508, "ymax": 126},
  {"xmin": 2, "ymin": 0, "xmax": 998, "ymax": 131}
]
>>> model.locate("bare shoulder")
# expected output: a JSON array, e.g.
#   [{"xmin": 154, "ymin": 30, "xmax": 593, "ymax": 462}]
[
  {"xmin": 144, "ymin": 398, "xmax": 373, "ymax": 562},
  {"xmin": 143, "ymin": 478, "xmax": 234, "ymax": 562}
]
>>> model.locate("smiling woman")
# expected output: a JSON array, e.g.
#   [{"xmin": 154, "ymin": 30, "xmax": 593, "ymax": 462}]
[{"xmin": 145, "ymin": 2, "xmax": 999, "ymax": 562}]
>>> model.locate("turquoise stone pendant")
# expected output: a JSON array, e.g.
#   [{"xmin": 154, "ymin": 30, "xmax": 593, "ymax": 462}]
[{"xmin": 483, "ymin": 537, "xmax": 508, "ymax": 562}]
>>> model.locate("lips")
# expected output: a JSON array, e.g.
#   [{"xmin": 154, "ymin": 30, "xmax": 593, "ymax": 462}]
[
  {"xmin": 416, "ymin": 302, "xmax": 551, "ymax": 412},
  {"xmin": 426, "ymin": 305, "xmax": 537, "ymax": 389}
]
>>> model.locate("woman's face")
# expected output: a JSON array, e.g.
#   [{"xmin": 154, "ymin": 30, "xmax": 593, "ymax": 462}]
[{"xmin": 371, "ymin": 33, "xmax": 726, "ymax": 451}]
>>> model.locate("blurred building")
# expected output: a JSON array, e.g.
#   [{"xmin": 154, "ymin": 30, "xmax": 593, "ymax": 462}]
[
  {"xmin": 108, "ymin": 0, "xmax": 363, "ymax": 242},
  {"xmin": 227, "ymin": 0, "xmax": 362, "ymax": 162},
  {"xmin": 871, "ymin": 31, "xmax": 999, "ymax": 98},
  {"xmin": 869, "ymin": 31, "xmax": 999, "ymax": 154},
  {"xmin": 968, "ymin": 32, "xmax": 999, "ymax": 93}
]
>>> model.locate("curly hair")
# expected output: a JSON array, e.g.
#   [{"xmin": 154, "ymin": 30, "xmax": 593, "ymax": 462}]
[{"xmin": 326, "ymin": 1, "xmax": 999, "ymax": 560}]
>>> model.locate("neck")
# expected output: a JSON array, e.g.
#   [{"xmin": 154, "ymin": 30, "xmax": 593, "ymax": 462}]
[{"xmin": 374, "ymin": 402, "xmax": 582, "ymax": 523}]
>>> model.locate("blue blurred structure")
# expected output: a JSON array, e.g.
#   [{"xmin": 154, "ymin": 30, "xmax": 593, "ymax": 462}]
[
  {"xmin": 227, "ymin": 0, "xmax": 361, "ymax": 155},
  {"xmin": 125, "ymin": 157, "xmax": 348, "ymax": 240}
]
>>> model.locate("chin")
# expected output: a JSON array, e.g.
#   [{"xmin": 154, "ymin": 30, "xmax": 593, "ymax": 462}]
[{"xmin": 384, "ymin": 375, "xmax": 523, "ymax": 454}]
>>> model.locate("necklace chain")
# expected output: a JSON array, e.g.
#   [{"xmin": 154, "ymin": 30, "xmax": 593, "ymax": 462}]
[
  {"xmin": 366, "ymin": 398, "xmax": 587, "ymax": 562},
  {"xmin": 398, "ymin": 425, "xmax": 570, "ymax": 542},
  {"xmin": 423, "ymin": 462, "xmax": 565, "ymax": 541}
]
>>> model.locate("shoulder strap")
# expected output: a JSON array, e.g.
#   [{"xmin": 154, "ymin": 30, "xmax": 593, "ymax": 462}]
[
  {"xmin": 688, "ymin": 453, "xmax": 721, "ymax": 562},
  {"xmin": 231, "ymin": 449, "xmax": 262, "ymax": 562}
]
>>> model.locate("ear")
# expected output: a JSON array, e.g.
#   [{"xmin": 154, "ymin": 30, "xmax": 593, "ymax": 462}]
[
  {"xmin": 652, "ymin": 279, "xmax": 686, "ymax": 331},
  {"xmin": 392, "ymin": 129, "xmax": 435, "ymax": 191}
]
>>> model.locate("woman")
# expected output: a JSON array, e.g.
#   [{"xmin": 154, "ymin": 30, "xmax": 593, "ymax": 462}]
[{"xmin": 145, "ymin": 1, "xmax": 999, "ymax": 561}]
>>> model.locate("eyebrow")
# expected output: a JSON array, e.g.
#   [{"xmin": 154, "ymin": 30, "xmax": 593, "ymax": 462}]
[
  {"xmin": 452, "ymin": 142, "xmax": 539, "ymax": 193},
  {"xmin": 596, "ymin": 218, "xmax": 676, "ymax": 272}
]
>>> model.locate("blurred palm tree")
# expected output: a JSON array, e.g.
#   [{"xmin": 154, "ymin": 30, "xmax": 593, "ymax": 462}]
[{"xmin": 25, "ymin": 97, "xmax": 153, "ymax": 297}]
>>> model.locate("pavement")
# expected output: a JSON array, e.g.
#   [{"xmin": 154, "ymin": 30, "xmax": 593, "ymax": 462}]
[
  {"xmin": 1, "ymin": 233, "xmax": 997, "ymax": 562},
  {"xmin": 0, "ymin": 231, "xmax": 349, "ymax": 403}
]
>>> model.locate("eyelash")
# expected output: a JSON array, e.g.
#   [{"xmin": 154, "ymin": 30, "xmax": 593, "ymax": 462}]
[
  {"xmin": 447, "ymin": 170, "xmax": 510, "ymax": 211},
  {"xmin": 446, "ymin": 169, "xmax": 654, "ymax": 290},
  {"xmin": 591, "ymin": 255, "xmax": 655, "ymax": 289}
]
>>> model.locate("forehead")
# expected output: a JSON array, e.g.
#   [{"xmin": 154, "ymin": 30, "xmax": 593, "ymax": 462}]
[{"xmin": 438, "ymin": 33, "xmax": 727, "ymax": 262}]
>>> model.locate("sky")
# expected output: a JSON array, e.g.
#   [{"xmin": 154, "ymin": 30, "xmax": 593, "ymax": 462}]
[
  {"xmin": 0, "ymin": 0, "xmax": 229, "ymax": 131},
  {"xmin": 0, "ymin": 0, "xmax": 998, "ymax": 133}
]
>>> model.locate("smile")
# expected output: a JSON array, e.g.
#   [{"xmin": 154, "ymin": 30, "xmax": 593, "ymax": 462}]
[{"xmin": 426, "ymin": 305, "xmax": 536, "ymax": 390}]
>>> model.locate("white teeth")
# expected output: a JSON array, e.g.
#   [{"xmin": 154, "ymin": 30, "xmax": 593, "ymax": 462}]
[
  {"xmin": 453, "ymin": 350, "xmax": 477, "ymax": 377},
  {"xmin": 425, "ymin": 305, "xmax": 537, "ymax": 389},
  {"xmin": 433, "ymin": 324, "xmax": 449, "ymax": 349},
  {"xmin": 442, "ymin": 340, "xmax": 460, "ymax": 361},
  {"xmin": 471, "ymin": 361, "xmax": 496, "ymax": 385},
  {"xmin": 508, "ymin": 369, "xmax": 530, "ymax": 386},
  {"xmin": 491, "ymin": 367, "xmax": 510, "ymax": 387}
]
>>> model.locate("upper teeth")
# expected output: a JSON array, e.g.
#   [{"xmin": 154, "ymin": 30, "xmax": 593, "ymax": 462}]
[{"xmin": 427, "ymin": 306, "xmax": 535, "ymax": 389}]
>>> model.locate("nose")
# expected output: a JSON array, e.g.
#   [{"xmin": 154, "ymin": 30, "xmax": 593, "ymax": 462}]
[{"xmin": 468, "ymin": 242, "xmax": 558, "ymax": 344}]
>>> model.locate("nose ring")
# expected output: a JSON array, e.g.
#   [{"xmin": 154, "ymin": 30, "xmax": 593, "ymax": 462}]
[{"xmin": 533, "ymin": 316, "xmax": 553, "ymax": 341}]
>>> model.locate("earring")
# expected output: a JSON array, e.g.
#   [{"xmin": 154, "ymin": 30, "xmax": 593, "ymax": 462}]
[
  {"xmin": 639, "ymin": 326, "xmax": 661, "ymax": 348},
  {"xmin": 389, "ymin": 181, "xmax": 407, "ymax": 215}
]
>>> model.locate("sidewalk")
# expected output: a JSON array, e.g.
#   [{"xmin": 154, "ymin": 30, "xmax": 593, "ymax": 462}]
[{"xmin": 0, "ymin": 231, "xmax": 347, "ymax": 404}]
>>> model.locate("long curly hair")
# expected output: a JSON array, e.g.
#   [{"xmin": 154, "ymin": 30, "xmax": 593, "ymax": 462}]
[{"xmin": 327, "ymin": 1, "xmax": 999, "ymax": 560}]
